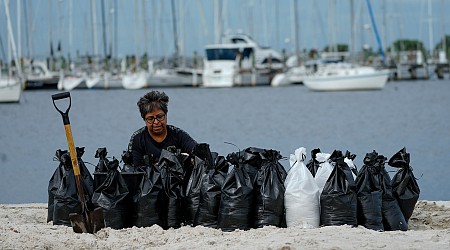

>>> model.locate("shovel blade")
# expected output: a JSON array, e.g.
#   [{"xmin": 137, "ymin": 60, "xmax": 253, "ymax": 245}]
[{"xmin": 69, "ymin": 207, "xmax": 105, "ymax": 234}]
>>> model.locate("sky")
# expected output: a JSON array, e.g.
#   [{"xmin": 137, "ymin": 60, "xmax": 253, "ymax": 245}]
[{"xmin": 0, "ymin": 0, "xmax": 449, "ymax": 62}]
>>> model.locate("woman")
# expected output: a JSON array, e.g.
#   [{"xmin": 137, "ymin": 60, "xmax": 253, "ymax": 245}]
[{"xmin": 128, "ymin": 90, "xmax": 198, "ymax": 166}]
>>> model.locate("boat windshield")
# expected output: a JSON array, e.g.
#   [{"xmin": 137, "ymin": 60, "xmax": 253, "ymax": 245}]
[{"xmin": 206, "ymin": 48, "xmax": 239, "ymax": 61}]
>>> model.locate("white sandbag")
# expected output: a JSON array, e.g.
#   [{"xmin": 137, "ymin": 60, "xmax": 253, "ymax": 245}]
[
  {"xmin": 284, "ymin": 147, "xmax": 320, "ymax": 228},
  {"xmin": 314, "ymin": 153, "xmax": 334, "ymax": 195},
  {"xmin": 344, "ymin": 157, "xmax": 357, "ymax": 181}
]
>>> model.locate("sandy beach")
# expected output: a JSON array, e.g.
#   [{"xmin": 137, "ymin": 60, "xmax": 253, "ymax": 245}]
[{"xmin": 0, "ymin": 200, "xmax": 449, "ymax": 249}]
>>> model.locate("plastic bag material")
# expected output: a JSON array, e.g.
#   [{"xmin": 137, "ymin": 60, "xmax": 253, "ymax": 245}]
[
  {"xmin": 253, "ymin": 149, "xmax": 287, "ymax": 228},
  {"xmin": 121, "ymin": 150, "xmax": 136, "ymax": 172},
  {"xmin": 285, "ymin": 147, "xmax": 320, "ymax": 228},
  {"xmin": 355, "ymin": 151, "xmax": 383, "ymax": 231},
  {"xmin": 194, "ymin": 153, "xmax": 229, "ymax": 228},
  {"xmin": 314, "ymin": 152, "xmax": 333, "ymax": 195},
  {"xmin": 380, "ymin": 155, "xmax": 408, "ymax": 231},
  {"xmin": 134, "ymin": 162, "xmax": 166, "ymax": 228},
  {"xmin": 218, "ymin": 152, "xmax": 255, "ymax": 231},
  {"xmin": 306, "ymin": 148, "xmax": 321, "ymax": 177},
  {"xmin": 184, "ymin": 143, "xmax": 213, "ymax": 226},
  {"xmin": 389, "ymin": 147, "xmax": 420, "ymax": 223},
  {"xmin": 320, "ymin": 150, "xmax": 357, "ymax": 227},
  {"xmin": 52, "ymin": 147, "xmax": 94, "ymax": 226},
  {"xmin": 158, "ymin": 149, "xmax": 188, "ymax": 229},
  {"xmin": 344, "ymin": 150, "xmax": 358, "ymax": 181},
  {"xmin": 92, "ymin": 157, "xmax": 129, "ymax": 229},
  {"xmin": 47, "ymin": 149, "xmax": 69, "ymax": 223},
  {"xmin": 94, "ymin": 147, "xmax": 108, "ymax": 172}
]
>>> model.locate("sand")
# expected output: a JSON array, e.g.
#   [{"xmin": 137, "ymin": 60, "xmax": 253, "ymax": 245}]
[{"xmin": 1, "ymin": 201, "xmax": 449, "ymax": 249}]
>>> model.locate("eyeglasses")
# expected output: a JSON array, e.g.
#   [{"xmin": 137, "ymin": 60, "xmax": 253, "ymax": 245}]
[{"xmin": 145, "ymin": 113, "xmax": 166, "ymax": 124}]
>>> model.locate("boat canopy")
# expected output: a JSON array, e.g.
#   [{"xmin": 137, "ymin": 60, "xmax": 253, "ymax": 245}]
[{"xmin": 205, "ymin": 44, "xmax": 254, "ymax": 61}]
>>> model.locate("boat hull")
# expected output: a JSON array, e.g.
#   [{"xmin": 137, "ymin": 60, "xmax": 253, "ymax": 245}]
[
  {"xmin": 303, "ymin": 71, "xmax": 389, "ymax": 91},
  {"xmin": 0, "ymin": 78, "xmax": 21, "ymax": 103}
]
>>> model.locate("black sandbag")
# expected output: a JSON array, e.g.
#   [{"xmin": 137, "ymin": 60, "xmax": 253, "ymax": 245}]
[
  {"xmin": 94, "ymin": 147, "xmax": 108, "ymax": 172},
  {"xmin": 306, "ymin": 148, "xmax": 321, "ymax": 177},
  {"xmin": 52, "ymin": 147, "xmax": 94, "ymax": 226},
  {"xmin": 218, "ymin": 152, "xmax": 254, "ymax": 231},
  {"xmin": 355, "ymin": 151, "xmax": 383, "ymax": 231},
  {"xmin": 121, "ymin": 150, "xmax": 136, "ymax": 172},
  {"xmin": 194, "ymin": 153, "xmax": 229, "ymax": 228},
  {"xmin": 47, "ymin": 149, "xmax": 69, "ymax": 223},
  {"xmin": 134, "ymin": 162, "xmax": 166, "ymax": 228},
  {"xmin": 92, "ymin": 157, "xmax": 129, "ymax": 229},
  {"xmin": 158, "ymin": 149, "xmax": 188, "ymax": 229},
  {"xmin": 184, "ymin": 143, "xmax": 213, "ymax": 226},
  {"xmin": 389, "ymin": 147, "xmax": 420, "ymax": 222},
  {"xmin": 254, "ymin": 149, "xmax": 287, "ymax": 228},
  {"xmin": 320, "ymin": 150, "xmax": 357, "ymax": 227},
  {"xmin": 380, "ymin": 155, "xmax": 408, "ymax": 231}
]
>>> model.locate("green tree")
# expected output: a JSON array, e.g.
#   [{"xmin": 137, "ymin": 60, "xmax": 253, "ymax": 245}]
[
  {"xmin": 323, "ymin": 44, "xmax": 349, "ymax": 52},
  {"xmin": 434, "ymin": 35, "xmax": 450, "ymax": 59},
  {"xmin": 390, "ymin": 39, "xmax": 425, "ymax": 52}
]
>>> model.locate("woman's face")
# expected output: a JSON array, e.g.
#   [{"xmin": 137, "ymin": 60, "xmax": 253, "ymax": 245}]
[{"xmin": 144, "ymin": 108, "xmax": 167, "ymax": 136}]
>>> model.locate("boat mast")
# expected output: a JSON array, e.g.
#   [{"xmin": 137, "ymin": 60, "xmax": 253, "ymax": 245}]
[
  {"xmin": 101, "ymin": 0, "xmax": 107, "ymax": 58},
  {"xmin": 427, "ymin": 0, "xmax": 433, "ymax": 59},
  {"xmin": 4, "ymin": 0, "xmax": 24, "ymax": 82},
  {"xmin": 91, "ymin": 0, "xmax": 99, "ymax": 64},
  {"xmin": 366, "ymin": 0, "xmax": 385, "ymax": 63},
  {"xmin": 293, "ymin": 0, "xmax": 300, "ymax": 66},
  {"xmin": 350, "ymin": 0, "xmax": 355, "ymax": 63},
  {"xmin": 171, "ymin": 0, "xmax": 179, "ymax": 66},
  {"xmin": 214, "ymin": 0, "xmax": 222, "ymax": 44},
  {"xmin": 142, "ymin": 0, "xmax": 148, "ymax": 58},
  {"xmin": 17, "ymin": 0, "xmax": 21, "ymax": 60}
]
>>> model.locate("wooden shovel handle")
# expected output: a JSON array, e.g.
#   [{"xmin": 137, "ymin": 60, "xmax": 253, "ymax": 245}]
[{"xmin": 64, "ymin": 124, "xmax": 85, "ymax": 206}]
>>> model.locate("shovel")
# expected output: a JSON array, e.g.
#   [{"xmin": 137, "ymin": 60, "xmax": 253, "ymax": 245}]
[{"xmin": 52, "ymin": 92, "xmax": 105, "ymax": 233}]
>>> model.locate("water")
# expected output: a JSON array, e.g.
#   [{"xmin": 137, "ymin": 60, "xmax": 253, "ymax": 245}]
[{"xmin": 1, "ymin": 80, "xmax": 449, "ymax": 203}]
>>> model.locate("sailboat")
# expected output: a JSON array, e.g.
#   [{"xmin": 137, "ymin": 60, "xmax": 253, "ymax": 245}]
[
  {"xmin": 1, "ymin": 0, "xmax": 22, "ymax": 103},
  {"xmin": 303, "ymin": 0, "xmax": 389, "ymax": 91},
  {"xmin": 302, "ymin": 63, "xmax": 389, "ymax": 91}
]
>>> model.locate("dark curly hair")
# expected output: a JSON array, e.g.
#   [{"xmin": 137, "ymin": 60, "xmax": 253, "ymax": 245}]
[{"xmin": 137, "ymin": 91, "xmax": 169, "ymax": 119}]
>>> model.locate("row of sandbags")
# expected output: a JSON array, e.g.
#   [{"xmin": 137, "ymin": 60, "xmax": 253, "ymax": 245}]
[
  {"xmin": 47, "ymin": 145, "xmax": 419, "ymax": 232},
  {"xmin": 286, "ymin": 147, "xmax": 419, "ymax": 231},
  {"xmin": 91, "ymin": 144, "xmax": 288, "ymax": 231}
]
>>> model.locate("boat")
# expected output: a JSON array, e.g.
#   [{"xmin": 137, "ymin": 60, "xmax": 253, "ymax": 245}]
[
  {"xmin": 122, "ymin": 70, "xmax": 148, "ymax": 90},
  {"xmin": 57, "ymin": 72, "xmax": 87, "ymax": 91},
  {"xmin": 202, "ymin": 34, "xmax": 283, "ymax": 87},
  {"xmin": 147, "ymin": 67, "xmax": 202, "ymax": 87},
  {"xmin": 23, "ymin": 60, "xmax": 59, "ymax": 90},
  {"xmin": 1, "ymin": 0, "xmax": 22, "ymax": 103},
  {"xmin": 302, "ymin": 63, "xmax": 389, "ymax": 91},
  {"xmin": 0, "ymin": 76, "xmax": 21, "ymax": 103},
  {"xmin": 271, "ymin": 58, "xmax": 341, "ymax": 86},
  {"xmin": 87, "ymin": 71, "xmax": 123, "ymax": 89}
]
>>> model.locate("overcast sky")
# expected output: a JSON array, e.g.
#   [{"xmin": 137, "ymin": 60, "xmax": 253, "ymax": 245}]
[{"xmin": 0, "ymin": 0, "xmax": 449, "ymax": 61}]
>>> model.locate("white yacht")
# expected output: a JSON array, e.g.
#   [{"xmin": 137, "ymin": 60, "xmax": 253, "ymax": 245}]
[{"xmin": 202, "ymin": 34, "xmax": 283, "ymax": 87}]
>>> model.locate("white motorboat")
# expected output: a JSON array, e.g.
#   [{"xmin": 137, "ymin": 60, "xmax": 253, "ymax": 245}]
[
  {"xmin": 202, "ymin": 34, "xmax": 283, "ymax": 87},
  {"xmin": 0, "ymin": 76, "xmax": 21, "ymax": 103},
  {"xmin": 302, "ymin": 63, "xmax": 389, "ymax": 91}
]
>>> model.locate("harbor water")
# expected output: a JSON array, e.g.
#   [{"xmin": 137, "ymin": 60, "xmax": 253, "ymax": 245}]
[{"xmin": 0, "ymin": 80, "xmax": 449, "ymax": 203}]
